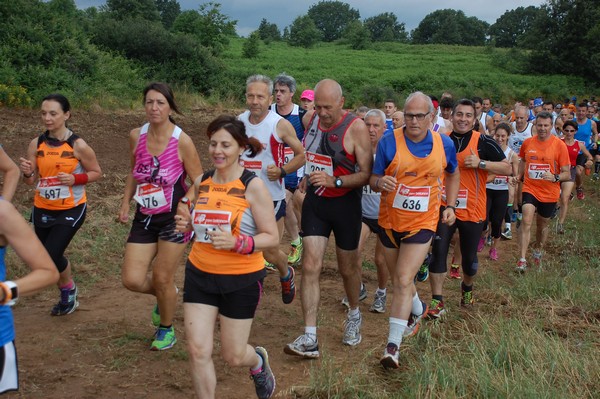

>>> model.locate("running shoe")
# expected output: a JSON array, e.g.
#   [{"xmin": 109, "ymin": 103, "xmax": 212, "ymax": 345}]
[
  {"xmin": 264, "ymin": 260, "xmax": 277, "ymax": 272},
  {"xmin": 287, "ymin": 237, "xmax": 303, "ymax": 266},
  {"xmin": 569, "ymin": 192, "xmax": 574, "ymax": 201},
  {"xmin": 515, "ymin": 258, "xmax": 528, "ymax": 273},
  {"xmin": 477, "ymin": 237, "xmax": 485, "ymax": 252},
  {"xmin": 280, "ymin": 266, "xmax": 296, "ymax": 304},
  {"xmin": 533, "ymin": 249, "xmax": 543, "ymax": 266},
  {"xmin": 151, "ymin": 304, "xmax": 160, "ymax": 327},
  {"xmin": 251, "ymin": 347, "xmax": 276, "ymax": 399},
  {"xmin": 593, "ymin": 172, "xmax": 599, "ymax": 181},
  {"xmin": 461, "ymin": 288, "xmax": 474, "ymax": 307},
  {"xmin": 501, "ymin": 228, "xmax": 512, "ymax": 240},
  {"xmin": 486, "ymin": 235, "xmax": 492, "ymax": 247},
  {"xmin": 516, "ymin": 213, "xmax": 523, "ymax": 229},
  {"xmin": 342, "ymin": 312, "xmax": 362, "ymax": 346},
  {"xmin": 151, "ymin": 326, "xmax": 177, "ymax": 351},
  {"xmin": 449, "ymin": 264, "xmax": 461, "ymax": 280},
  {"xmin": 557, "ymin": 223, "xmax": 565, "ymax": 234},
  {"xmin": 426, "ymin": 299, "xmax": 446, "ymax": 320},
  {"xmin": 380, "ymin": 343, "xmax": 400, "ymax": 369},
  {"xmin": 404, "ymin": 301, "xmax": 428, "ymax": 337},
  {"xmin": 489, "ymin": 247, "xmax": 498, "ymax": 261},
  {"xmin": 51, "ymin": 284, "xmax": 79, "ymax": 316},
  {"xmin": 576, "ymin": 186, "xmax": 585, "ymax": 200},
  {"xmin": 369, "ymin": 290, "xmax": 387, "ymax": 313},
  {"xmin": 416, "ymin": 255, "xmax": 430, "ymax": 282},
  {"xmin": 284, "ymin": 334, "xmax": 319, "ymax": 358},
  {"xmin": 511, "ymin": 212, "xmax": 517, "ymax": 223},
  {"xmin": 341, "ymin": 283, "xmax": 367, "ymax": 308}
]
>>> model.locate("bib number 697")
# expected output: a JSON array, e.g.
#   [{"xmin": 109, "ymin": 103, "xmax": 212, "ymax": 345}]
[{"xmin": 44, "ymin": 188, "xmax": 61, "ymax": 200}]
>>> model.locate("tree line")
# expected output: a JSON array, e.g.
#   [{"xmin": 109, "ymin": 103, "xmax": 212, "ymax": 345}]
[{"xmin": 0, "ymin": 0, "xmax": 598, "ymax": 107}]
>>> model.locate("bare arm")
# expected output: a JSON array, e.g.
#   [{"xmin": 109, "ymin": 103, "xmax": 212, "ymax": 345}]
[
  {"xmin": 19, "ymin": 138, "xmax": 39, "ymax": 186},
  {"xmin": 57, "ymin": 138, "xmax": 102, "ymax": 186},
  {"xmin": 0, "ymin": 201, "xmax": 58, "ymax": 302},
  {"xmin": 0, "ymin": 147, "xmax": 19, "ymax": 201},
  {"xmin": 275, "ymin": 119, "xmax": 305, "ymax": 177}
]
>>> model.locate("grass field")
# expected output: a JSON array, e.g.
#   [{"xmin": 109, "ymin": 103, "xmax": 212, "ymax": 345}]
[{"xmin": 219, "ymin": 38, "xmax": 594, "ymax": 109}]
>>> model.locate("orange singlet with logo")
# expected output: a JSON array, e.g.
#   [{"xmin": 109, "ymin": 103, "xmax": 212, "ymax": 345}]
[
  {"xmin": 34, "ymin": 134, "xmax": 87, "ymax": 210},
  {"xmin": 379, "ymin": 129, "xmax": 446, "ymax": 232},
  {"xmin": 452, "ymin": 131, "xmax": 488, "ymax": 223},
  {"xmin": 188, "ymin": 170, "xmax": 264, "ymax": 275}
]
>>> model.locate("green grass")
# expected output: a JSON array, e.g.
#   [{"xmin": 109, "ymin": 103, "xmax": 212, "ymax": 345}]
[{"xmin": 220, "ymin": 38, "xmax": 593, "ymax": 108}]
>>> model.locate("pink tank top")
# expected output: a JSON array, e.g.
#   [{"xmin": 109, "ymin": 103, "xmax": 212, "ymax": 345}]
[{"xmin": 132, "ymin": 123, "xmax": 188, "ymax": 215}]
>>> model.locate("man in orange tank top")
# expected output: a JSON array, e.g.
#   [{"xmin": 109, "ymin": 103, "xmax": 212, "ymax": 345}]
[
  {"xmin": 515, "ymin": 111, "xmax": 570, "ymax": 272},
  {"xmin": 427, "ymin": 99, "xmax": 511, "ymax": 318}
]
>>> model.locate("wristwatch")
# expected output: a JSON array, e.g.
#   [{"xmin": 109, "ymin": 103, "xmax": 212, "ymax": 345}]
[
  {"xmin": 334, "ymin": 177, "xmax": 343, "ymax": 188},
  {"xmin": 180, "ymin": 197, "xmax": 192, "ymax": 209},
  {"xmin": 478, "ymin": 160, "xmax": 487, "ymax": 169},
  {"xmin": 554, "ymin": 174, "xmax": 561, "ymax": 183}
]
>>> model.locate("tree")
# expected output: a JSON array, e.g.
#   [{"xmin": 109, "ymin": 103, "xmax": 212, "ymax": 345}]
[
  {"xmin": 343, "ymin": 20, "xmax": 370, "ymax": 50},
  {"xmin": 364, "ymin": 12, "xmax": 408, "ymax": 42},
  {"xmin": 257, "ymin": 18, "xmax": 281, "ymax": 43},
  {"xmin": 489, "ymin": 6, "xmax": 543, "ymax": 48},
  {"xmin": 243, "ymin": 31, "xmax": 260, "ymax": 58},
  {"xmin": 101, "ymin": 0, "xmax": 160, "ymax": 21},
  {"xmin": 526, "ymin": 0, "xmax": 600, "ymax": 80},
  {"xmin": 287, "ymin": 15, "xmax": 321, "ymax": 48},
  {"xmin": 171, "ymin": 3, "xmax": 237, "ymax": 55},
  {"xmin": 307, "ymin": 0, "xmax": 360, "ymax": 42},
  {"xmin": 411, "ymin": 9, "xmax": 488, "ymax": 46},
  {"xmin": 155, "ymin": 0, "xmax": 181, "ymax": 29}
]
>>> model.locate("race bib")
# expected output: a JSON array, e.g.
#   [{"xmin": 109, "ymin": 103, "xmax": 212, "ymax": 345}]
[
  {"xmin": 305, "ymin": 151, "xmax": 333, "ymax": 176},
  {"xmin": 37, "ymin": 176, "xmax": 71, "ymax": 200},
  {"xmin": 528, "ymin": 164, "xmax": 550, "ymax": 180},
  {"xmin": 493, "ymin": 176, "xmax": 509, "ymax": 185},
  {"xmin": 284, "ymin": 147, "xmax": 294, "ymax": 164},
  {"xmin": 456, "ymin": 189, "xmax": 468, "ymax": 209},
  {"xmin": 392, "ymin": 184, "xmax": 430, "ymax": 212},
  {"xmin": 191, "ymin": 210, "xmax": 232, "ymax": 243},
  {"xmin": 240, "ymin": 160, "xmax": 262, "ymax": 174},
  {"xmin": 133, "ymin": 184, "xmax": 168, "ymax": 209}
]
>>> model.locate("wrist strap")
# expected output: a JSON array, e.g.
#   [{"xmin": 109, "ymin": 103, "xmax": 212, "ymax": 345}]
[
  {"xmin": 0, "ymin": 281, "xmax": 18, "ymax": 306},
  {"xmin": 73, "ymin": 173, "xmax": 89, "ymax": 185}
]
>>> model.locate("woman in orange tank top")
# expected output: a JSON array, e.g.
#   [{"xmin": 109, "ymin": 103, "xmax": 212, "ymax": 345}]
[
  {"xmin": 174, "ymin": 115, "xmax": 280, "ymax": 399},
  {"xmin": 19, "ymin": 94, "xmax": 101, "ymax": 317}
]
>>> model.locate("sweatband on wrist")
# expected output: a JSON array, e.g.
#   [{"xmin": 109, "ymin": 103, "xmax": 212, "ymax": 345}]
[
  {"xmin": 73, "ymin": 173, "xmax": 89, "ymax": 185},
  {"xmin": 280, "ymin": 167, "xmax": 287, "ymax": 178},
  {"xmin": 0, "ymin": 281, "xmax": 18, "ymax": 306},
  {"xmin": 233, "ymin": 234, "xmax": 254, "ymax": 255}
]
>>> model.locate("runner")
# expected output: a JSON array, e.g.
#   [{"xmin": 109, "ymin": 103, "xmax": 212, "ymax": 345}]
[
  {"xmin": 370, "ymin": 92, "xmax": 459, "ymax": 369},
  {"xmin": 556, "ymin": 120, "xmax": 593, "ymax": 234},
  {"xmin": 175, "ymin": 115, "xmax": 278, "ymax": 399},
  {"xmin": 509, "ymin": 105, "xmax": 535, "ymax": 224},
  {"xmin": 284, "ymin": 79, "xmax": 372, "ymax": 357},
  {"xmin": 573, "ymin": 103, "xmax": 598, "ymax": 199},
  {"xmin": 515, "ymin": 111, "xmax": 570, "ymax": 272},
  {"xmin": 0, "ymin": 199, "xmax": 58, "ymax": 394},
  {"xmin": 119, "ymin": 82, "xmax": 203, "ymax": 350},
  {"xmin": 19, "ymin": 93, "xmax": 102, "ymax": 316},
  {"xmin": 427, "ymin": 98, "xmax": 511, "ymax": 317},
  {"xmin": 482, "ymin": 123, "xmax": 519, "ymax": 261},
  {"xmin": 270, "ymin": 73, "xmax": 307, "ymax": 268},
  {"xmin": 240, "ymin": 74, "xmax": 305, "ymax": 304},
  {"xmin": 299, "ymin": 89, "xmax": 315, "ymax": 111}
]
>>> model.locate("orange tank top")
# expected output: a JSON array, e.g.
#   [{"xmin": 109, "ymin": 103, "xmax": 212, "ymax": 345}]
[
  {"xmin": 378, "ymin": 129, "xmax": 446, "ymax": 232},
  {"xmin": 34, "ymin": 133, "xmax": 87, "ymax": 210},
  {"xmin": 188, "ymin": 170, "xmax": 264, "ymax": 275},
  {"xmin": 452, "ymin": 131, "xmax": 487, "ymax": 222}
]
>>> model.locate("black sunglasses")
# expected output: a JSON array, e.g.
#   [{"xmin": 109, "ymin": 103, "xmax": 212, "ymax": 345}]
[{"xmin": 151, "ymin": 156, "xmax": 160, "ymax": 179}]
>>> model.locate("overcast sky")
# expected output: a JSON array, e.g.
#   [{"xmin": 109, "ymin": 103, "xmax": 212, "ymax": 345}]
[{"xmin": 74, "ymin": 1, "xmax": 547, "ymax": 36}]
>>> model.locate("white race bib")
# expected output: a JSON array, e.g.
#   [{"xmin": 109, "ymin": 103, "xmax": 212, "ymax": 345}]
[
  {"xmin": 133, "ymin": 184, "xmax": 168, "ymax": 209},
  {"xmin": 528, "ymin": 164, "xmax": 550, "ymax": 180},
  {"xmin": 38, "ymin": 176, "xmax": 71, "ymax": 200},
  {"xmin": 239, "ymin": 159, "xmax": 262, "ymax": 175},
  {"xmin": 305, "ymin": 151, "xmax": 333, "ymax": 176},
  {"xmin": 456, "ymin": 189, "xmax": 468, "ymax": 209},
  {"xmin": 392, "ymin": 184, "xmax": 431, "ymax": 212},
  {"xmin": 284, "ymin": 147, "xmax": 294, "ymax": 164},
  {"xmin": 191, "ymin": 210, "xmax": 232, "ymax": 243},
  {"xmin": 493, "ymin": 176, "xmax": 509, "ymax": 185}
]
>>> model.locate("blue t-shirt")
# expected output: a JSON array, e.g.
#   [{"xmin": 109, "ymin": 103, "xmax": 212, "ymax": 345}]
[
  {"xmin": 373, "ymin": 130, "xmax": 458, "ymax": 175},
  {"xmin": 0, "ymin": 246, "xmax": 15, "ymax": 346}
]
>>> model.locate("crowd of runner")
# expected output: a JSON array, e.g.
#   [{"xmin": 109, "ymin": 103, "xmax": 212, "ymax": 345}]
[{"xmin": 1, "ymin": 79, "xmax": 597, "ymax": 398}]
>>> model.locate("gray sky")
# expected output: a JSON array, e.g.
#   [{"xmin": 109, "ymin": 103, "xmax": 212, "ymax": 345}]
[{"xmin": 74, "ymin": 1, "xmax": 547, "ymax": 36}]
